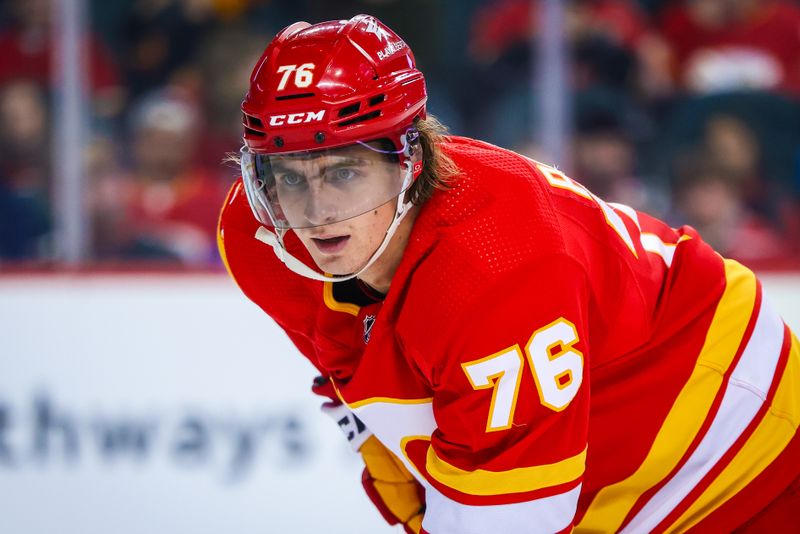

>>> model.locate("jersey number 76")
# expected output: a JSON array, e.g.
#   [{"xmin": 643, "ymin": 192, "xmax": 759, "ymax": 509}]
[{"xmin": 461, "ymin": 318, "xmax": 584, "ymax": 433}]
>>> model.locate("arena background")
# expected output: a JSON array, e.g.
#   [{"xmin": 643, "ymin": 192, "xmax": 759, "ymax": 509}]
[{"xmin": 1, "ymin": 1, "xmax": 800, "ymax": 532}]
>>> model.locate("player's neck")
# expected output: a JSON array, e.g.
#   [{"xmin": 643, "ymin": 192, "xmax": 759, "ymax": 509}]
[{"xmin": 357, "ymin": 205, "xmax": 419, "ymax": 295}]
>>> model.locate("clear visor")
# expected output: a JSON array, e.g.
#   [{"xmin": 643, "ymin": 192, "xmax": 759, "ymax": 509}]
[{"xmin": 241, "ymin": 141, "xmax": 412, "ymax": 230}]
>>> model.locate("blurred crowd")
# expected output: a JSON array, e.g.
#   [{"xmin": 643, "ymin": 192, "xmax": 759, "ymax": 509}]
[{"xmin": 0, "ymin": 0, "xmax": 799, "ymax": 269}]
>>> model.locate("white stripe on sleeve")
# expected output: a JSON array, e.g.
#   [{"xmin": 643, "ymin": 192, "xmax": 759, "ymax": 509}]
[{"xmin": 422, "ymin": 483, "xmax": 581, "ymax": 534}]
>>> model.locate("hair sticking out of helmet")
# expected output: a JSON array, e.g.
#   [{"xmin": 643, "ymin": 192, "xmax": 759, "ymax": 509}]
[{"xmin": 240, "ymin": 14, "xmax": 428, "ymax": 282}]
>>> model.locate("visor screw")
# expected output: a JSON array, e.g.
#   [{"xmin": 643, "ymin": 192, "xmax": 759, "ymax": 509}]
[
  {"xmin": 315, "ymin": 131, "xmax": 326, "ymax": 144},
  {"xmin": 274, "ymin": 136, "xmax": 284, "ymax": 148}
]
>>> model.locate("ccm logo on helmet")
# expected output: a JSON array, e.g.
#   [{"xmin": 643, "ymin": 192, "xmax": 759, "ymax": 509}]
[{"xmin": 268, "ymin": 110, "xmax": 326, "ymax": 127}]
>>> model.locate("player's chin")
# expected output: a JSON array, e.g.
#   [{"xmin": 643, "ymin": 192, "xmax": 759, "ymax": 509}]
[{"xmin": 310, "ymin": 254, "xmax": 362, "ymax": 277}]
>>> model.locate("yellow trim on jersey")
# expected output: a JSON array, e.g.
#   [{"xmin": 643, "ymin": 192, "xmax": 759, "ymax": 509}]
[
  {"xmin": 323, "ymin": 280, "xmax": 360, "ymax": 316},
  {"xmin": 535, "ymin": 160, "xmax": 637, "ymax": 257},
  {"xmin": 331, "ymin": 377, "xmax": 433, "ymax": 410},
  {"xmin": 329, "ymin": 378, "xmax": 347, "ymax": 405},
  {"xmin": 217, "ymin": 228, "xmax": 233, "ymax": 279},
  {"xmin": 425, "ymin": 444, "xmax": 587, "ymax": 496},
  {"xmin": 577, "ymin": 259, "xmax": 757, "ymax": 532},
  {"xmin": 400, "ymin": 434, "xmax": 435, "ymax": 481},
  {"xmin": 349, "ymin": 396, "xmax": 434, "ymax": 410},
  {"xmin": 216, "ymin": 185, "xmax": 237, "ymax": 280},
  {"xmin": 670, "ymin": 331, "xmax": 800, "ymax": 532}
]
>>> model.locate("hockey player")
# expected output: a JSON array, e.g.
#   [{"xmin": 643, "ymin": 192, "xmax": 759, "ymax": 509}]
[{"xmin": 218, "ymin": 14, "xmax": 800, "ymax": 533}]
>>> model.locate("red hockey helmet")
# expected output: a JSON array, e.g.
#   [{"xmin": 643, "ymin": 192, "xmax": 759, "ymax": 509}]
[
  {"xmin": 239, "ymin": 15, "xmax": 427, "ymax": 282},
  {"xmin": 241, "ymin": 14, "xmax": 427, "ymax": 155}
]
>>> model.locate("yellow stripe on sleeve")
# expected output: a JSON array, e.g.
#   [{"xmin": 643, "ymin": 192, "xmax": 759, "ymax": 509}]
[
  {"xmin": 349, "ymin": 396, "xmax": 434, "ymax": 410},
  {"xmin": 669, "ymin": 331, "xmax": 800, "ymax": 532},
  {"xmin": 424, "ymin": 445, "xmax": 587, "ymax": 496},
  {"xmin": 576, "ymin": 259, "xmax": 757, "ymax": 532}
]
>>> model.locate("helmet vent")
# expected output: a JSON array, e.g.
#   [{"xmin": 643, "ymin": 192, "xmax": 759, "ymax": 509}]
[
  {"xmin": 275, "ymin": 92, "xmax": 315, "ymax": 101},
  {"xmin": 338, "ymin": 103, "xmax": 361, "ymax": 118},
  {"xmin": 368, "ymin": 94, "xmax": 385, "ymax": 106},
  {"xmin": 244, "ymin": 127, "xmax": 266, "ymax": 137},
  {"xmin": 243, "ymin": 113, "xmax": 265, "ymax": 129},
  {"xmin": 338, "ymin": 110, "xmax": 380, "ymax": 127}
]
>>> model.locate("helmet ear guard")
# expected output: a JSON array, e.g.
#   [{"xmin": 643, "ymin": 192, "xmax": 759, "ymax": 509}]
[
  {"xmin": 354, "ymin": 126, "xmax": 420, "ymax": 158},
  {"xmin": 402, "ymin": 127, "xmax": 420, "ymax": 158},
  {"xmin": 402, "ymin": 127, "xmax": 424, "ymax": 178}
]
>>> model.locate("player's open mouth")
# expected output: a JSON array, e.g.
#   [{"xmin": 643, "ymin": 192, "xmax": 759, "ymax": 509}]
[{"xmin": 311, "ymin": 235, "xmax": 350, "ymax": 254}]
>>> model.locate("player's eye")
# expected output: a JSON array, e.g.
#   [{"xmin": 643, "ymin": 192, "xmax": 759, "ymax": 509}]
[
  {"xmin": 328, "ymin": 167, "xmax": 358, "ymax": 183},
  {"xmin": 279, "ymin": 172, "xmax": 305, "ymax": 187}
]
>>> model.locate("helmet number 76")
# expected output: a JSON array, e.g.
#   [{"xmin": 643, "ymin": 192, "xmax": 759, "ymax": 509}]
[
  {"xmin": 461, "ymin": 318, "xmax": 584, "ymax": 432},
  {"xmin": 276, "ymin": 63, "xmax": 315, "ymax": 91}
]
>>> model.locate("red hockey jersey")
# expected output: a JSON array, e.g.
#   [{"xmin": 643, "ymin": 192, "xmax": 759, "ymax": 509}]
[{"xmin": 218, "ymin": 136, "xmax": 800, "ymax": 533}]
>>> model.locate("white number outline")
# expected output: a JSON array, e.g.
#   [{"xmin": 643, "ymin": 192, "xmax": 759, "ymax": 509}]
[
  {"xmin": 462, "ymin": 346, "xmax": 525, "ymax": 432},
  {"xmin": 462, "ymin": 318, "xmax": 585, "ymax": 432},
  {"xmin": 526, "ymin": 318, "xmax": 584, "ymax": 412}
]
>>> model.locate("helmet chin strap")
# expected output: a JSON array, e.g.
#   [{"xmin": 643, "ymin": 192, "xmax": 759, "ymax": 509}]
[{"xmin": 254, "ymin": 162, "xmax": 415, "ymax": 283}]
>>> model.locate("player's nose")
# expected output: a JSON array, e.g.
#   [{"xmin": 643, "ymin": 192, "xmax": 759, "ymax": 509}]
[{"xmin": 303, "ymin": 188, "xmax": 339, "ymax": 226}]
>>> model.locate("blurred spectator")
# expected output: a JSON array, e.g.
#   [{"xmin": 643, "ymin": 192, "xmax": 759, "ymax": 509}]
[
  {"xmin": 567, "ymin": 0, "xmax": 652, "ymax": 96},
  {"xmin": 120, "ymin": 0, "xmax": 217, "ymax": 101},
  {"xmin": 572, "ymin": 103, "xmax": 658, "ymax": 212},
  {"xmin": 87, "ymin": 136, "xmax": 179, "ymax": 262},
  {"xmin": 660, "ymin": 92, "xmax": 800, "ymax": 241},
  {"xmin": 90, "ymin": 89, "xmax": 226, "ymax": 265},
  {"xmin": 469, "ymin": 0, "xmax": 649, "ymax": 78},
  {"xmin": 703, "ymin": 113, "xmax": 765, "ymax": 211},
  {"xmin": 465, "ymin": 0, "xmax": 654, "ymax": 148},
  {"xmin": 658, "ymin": 0, "xmax": 800, "ymax": 95},
  {"xmin": 0, "ymin": 0, "xmax": 796, "ymax": 272},
  {"xmin": 195, "ymin": 22, "xmax": 271, "ymax": 170},
  {"xmin": 705, "ymin": 115, "xmax": 800, "ymax": 258},
  {"xmin": 0, "ymin": 79, "xmax": 51, "ymax": 260},
  {"xmin": 671, "ymin": 151, "xmax": 793, "ymax": 265},
  {"xmin": 0, "ymin": 0, "xmax": 123, "ymax": 119}
]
